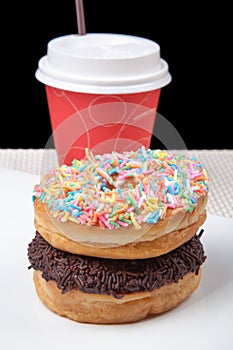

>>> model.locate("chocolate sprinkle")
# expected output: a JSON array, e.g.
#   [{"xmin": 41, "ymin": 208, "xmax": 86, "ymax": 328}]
[{"xmin": 27, "ymin": 231, "xmax": 206, "ymax": 299}]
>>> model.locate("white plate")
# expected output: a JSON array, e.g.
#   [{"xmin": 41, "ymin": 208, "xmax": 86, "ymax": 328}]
[{"xmin": 0, "ymin": 168, "xmax": 233, "ymax": 350}]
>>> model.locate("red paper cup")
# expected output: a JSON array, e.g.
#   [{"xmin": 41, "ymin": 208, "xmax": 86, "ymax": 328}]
[
  {"xmin": 36, "ymin": 34, "xmax": 171, "ymax": 164},
  {"xmin": 45, "ymin": 87, "xmax": 161, "ymax": 164}
]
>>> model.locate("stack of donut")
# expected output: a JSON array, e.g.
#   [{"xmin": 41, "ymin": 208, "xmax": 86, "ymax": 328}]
[{"xmin": 27, "ymin": 147, "xmax": 209, "ymax": 324}]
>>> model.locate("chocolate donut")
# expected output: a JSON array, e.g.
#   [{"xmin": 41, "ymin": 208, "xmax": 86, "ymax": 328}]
[{"xmin": 28, "ymin": 230, "xmax": 206, "ymax": 324}]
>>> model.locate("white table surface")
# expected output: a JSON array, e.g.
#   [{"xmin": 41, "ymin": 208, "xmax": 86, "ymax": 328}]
[{"xmin": 0, "ymin": 148, "xmax": 232, "ymax": 218}]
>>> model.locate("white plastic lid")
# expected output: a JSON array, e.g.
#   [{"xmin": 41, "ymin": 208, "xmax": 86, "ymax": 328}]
[{"xmin": 36, "ymin": 33, "xmax": 171, "ymax": 94}]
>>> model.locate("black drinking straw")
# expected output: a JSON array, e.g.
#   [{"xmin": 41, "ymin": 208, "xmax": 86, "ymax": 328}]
[{"xmin": 75, "ymin": 0, "xmax": 86, "ymax": 35}]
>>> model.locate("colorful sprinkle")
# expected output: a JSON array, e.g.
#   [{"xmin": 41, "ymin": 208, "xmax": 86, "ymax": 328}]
[{"xmin": 33, "ymin": 147, "xmax": 209, "ymax": 229}]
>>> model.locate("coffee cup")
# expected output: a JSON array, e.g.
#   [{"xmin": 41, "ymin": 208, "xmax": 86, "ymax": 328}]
[{"xmin": 36, "ymin": 33, "xmax": 171, "ymax": 164}]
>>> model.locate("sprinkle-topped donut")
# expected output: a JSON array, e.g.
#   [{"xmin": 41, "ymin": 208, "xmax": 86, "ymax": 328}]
[{"xmin": 33, "ymin": 147, "xmax": 209, "ymax": 230}]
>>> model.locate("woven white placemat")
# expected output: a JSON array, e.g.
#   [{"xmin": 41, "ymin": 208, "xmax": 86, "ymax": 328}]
[{"xmin": 0, "ymin": 148, "xmax": 232, "ymax": 218}]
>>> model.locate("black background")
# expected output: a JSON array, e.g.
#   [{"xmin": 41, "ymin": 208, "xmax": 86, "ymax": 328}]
[{"xmin": 2, "ymin": 0, "xmax": 232, "ymax": 150}]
